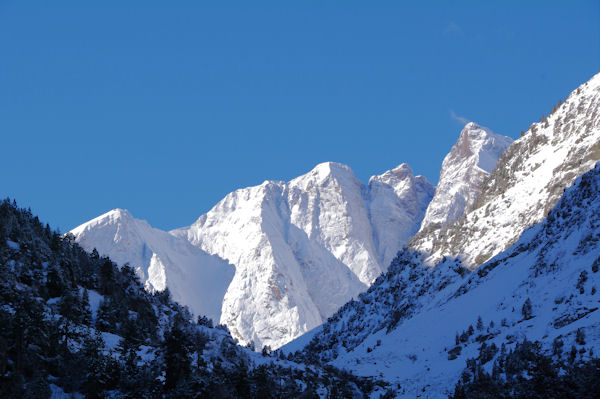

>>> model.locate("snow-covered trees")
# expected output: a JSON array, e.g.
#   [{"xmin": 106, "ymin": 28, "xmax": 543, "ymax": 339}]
[
  {"xmin": 521, "ymin": 298, "xmax": 533, "ymax": 320},
  {"xmin": 0, "ymin": 199, "xmax": 381, "ymax": 398},
  {"xmin": 450, "ymin": 339, "xmax": 600, "ymax": 398}
]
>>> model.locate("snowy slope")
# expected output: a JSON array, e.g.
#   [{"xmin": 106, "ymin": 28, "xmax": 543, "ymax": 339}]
[
  {"xmin": 73, "ymin": 162, "xmax": 433, "ymax": 350},
  {"xmin": 411, "ymin": 72, "xmax": 600, "ymax": 268},
  {"xmin": 292, "ymin": 162, "xmax": 600, "ymax": 398},
  {"xmin": 419, "ymin": 122, "xmax": 512, "ymax": 232},
  {"xmin": 70, "ymin": 209, "xmax": 235, "ymax": 324},
  {"xmin": 172, "ymin": 173, "xmax": 365, "ymax": 350},
  {"xmin": 173, "ymin": 161, "xmax": 433, "ymax": 349}
]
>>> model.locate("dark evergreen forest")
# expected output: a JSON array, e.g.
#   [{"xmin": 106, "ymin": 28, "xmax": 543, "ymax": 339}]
[{"xmin": 0, "ymin": 199, "xmax": 382, "ymax": 398}]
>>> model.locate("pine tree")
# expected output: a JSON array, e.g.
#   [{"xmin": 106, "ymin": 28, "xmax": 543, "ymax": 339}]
[
  {"xmin": 476, "ymin": 316, "xmax": 484, "ymax": 331},
  {"xmin": 99, "ymin": 259, "xmax": 116, "ymax": 295},
  {"xmin": 81, "ymin": 332, "xmax": 108, "ymax": 399},
  {"xmin": 522, "ymin": 298, "xmax": 533, "ymax": 320},
  {"xmin": 46, "ymin": 264, "xmax": 66, "ymax": 298},
  {"xmin": 576, "ymin": 328, "xmax": 586, "ymax": 345},
  {"xmin": 162, "ymin": 320, "xmax": 192, "ymax": 390},
  {"xmin": 117, "ymin": 318, "xmax": 142, "ymax": 372}
]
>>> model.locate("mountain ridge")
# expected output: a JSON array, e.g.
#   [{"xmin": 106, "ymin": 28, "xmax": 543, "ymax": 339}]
[
  {"xmin": 419, "ymin": 122, "xmax": 513, "ymax": 233},
  {"xmin": 72, "ymin": 160, "xmax": 434, "ymax": 349},
  {"xmin": 289, "ymin": 161, "xmax": 600, "ymax": 397},
  {"xmin": 411, "ymin": 72, "xmax": 600, "ymax": 268},
  {"xmin": 284, "ymin": 71, "xmax": 600, "ymax": 397},
  {"xmin": 69, "ymin": 207, "xmax": 235, "ymax": 324}
]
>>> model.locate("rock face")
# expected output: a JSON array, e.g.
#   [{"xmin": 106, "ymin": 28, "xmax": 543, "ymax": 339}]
[
  {"xmin": 410, "ymin": 72, "xmax": 600, "ymax": 268},
  {"xmin": 367, "ymin": 164, "xmax": 435, "ymax": 268},
  {"xmin": 419, "ymin": 123, "xmax": 512, "ymax": 232},
  {"xmin": 72, "ymin": 162, "xmax": 434, "ymax": 349}
]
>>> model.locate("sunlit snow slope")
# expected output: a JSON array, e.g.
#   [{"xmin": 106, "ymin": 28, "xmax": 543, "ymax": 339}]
[
  {"xmin": 172, "ymin": 162, "xmax": 433, "ymax": 349},
  {"xmin": 411, "ymin": 72, "xmax": 600, "ymax": 268},
  {"xmin": 293, "ymin": 162, "xmax": 600, "ymax": 398},
  {"xmin": 285, "ymin": 71, "xmax": 600, "ymax": 397},
  {"xmin": 419, "ymin": 122, "xmax": 512, "ymax": 232},
  {"xmin": 72, "ymin": 162, "xmax": 433, "ymax": 349}
]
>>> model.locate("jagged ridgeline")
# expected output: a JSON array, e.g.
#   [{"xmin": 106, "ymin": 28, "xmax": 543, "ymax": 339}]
[
  {"xmin": 285, "ymin": 73, "xmax": 600, "ymax": 397},
  {"xmin": 0, "ymin": 199, "xmax": 388, "ymax": 398},
  {"xmin": 411, "ymin": 72, "xmax": 600, "ymax": 268},
  {"xmin": 71, "ymin": 162, "xmax": 434, "ymax": 351},
  {"xmin": 291, "ymin": 160, "xmax": 600, "ymax": 398}
]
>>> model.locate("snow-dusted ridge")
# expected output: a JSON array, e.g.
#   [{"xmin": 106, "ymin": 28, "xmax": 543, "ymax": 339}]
[
  {"xmin": 283, "ymin": 71, "xmax": 600, "ymax": 397},
  {"xmin": 70, "ymin": 208, "xmax": 235, "ymax": 324},
  {"xmin": 411, "ymin": 71, "xmax": 600, "ymax": 268},
  {"xmin": 419, "ymin": 122, "xmax": 512, "ymax": 232},
  {"xmin": 291, "ymin": 161, "xmax": 600, "ymax": 397},
  {"xmin": 368, "ymin": 163, "xmax": 434, "ymax": 268},
  {"xmin": 72, "ymin": 161, "xmax": 434, "ymax": 349}
]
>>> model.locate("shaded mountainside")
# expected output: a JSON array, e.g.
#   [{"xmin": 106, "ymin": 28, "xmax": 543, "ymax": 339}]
[
  {"xmin": 412, "ymin": 72, "xmax": 600, "ymax": 268},
  {"xmin": 289, "ymin": 161, "xmax": 600, "ymax": 397},
  {"xmin": 0, "ymin": 199, "xmax": 387, "ymax": 398},
  {"xmin": 73, "ymin": 161, "xmax": 434, "ymax": 349},
  {"xmin": 449, "ymin": 339, "xmax": 600, "ymax": 398}
]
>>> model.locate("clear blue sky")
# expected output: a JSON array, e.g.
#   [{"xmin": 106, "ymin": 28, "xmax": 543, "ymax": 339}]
[{"xmin": 1, "ymin": 1, "xmax": 599, "ymax": 231}]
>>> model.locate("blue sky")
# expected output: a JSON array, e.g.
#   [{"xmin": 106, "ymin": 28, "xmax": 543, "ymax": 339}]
[{"xmin": 1, "ymin": 1, "xmax": 599, "ymax": 231}]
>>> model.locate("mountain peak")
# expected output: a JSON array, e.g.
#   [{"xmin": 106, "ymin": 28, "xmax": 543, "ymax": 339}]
[
  {"xmin": 463, "ymin": 120, "xmax": 490, "ymax": 130},
  {"xmin": 311, "ymin": 161, "xmax": 353, "ymax": 178},
  {"xmin": 460, "ymin": 122, "xmax": 492, "ymax": 139},
  {"xmin": 387, "ymin": 162, "xmax": 413, "ymax": 178},
  {"xmin": 463, "ymin": 120, "xmax": 479, "ymax": 130},
  {"xmin": 454, "ymin": 122, "xmax": 508, "ymax": 162},
  {"xmin": 419, "ymin": 123, "xmax": 512, "ymax": 231},
  {"xmin": 106, "ymin": 208, "xmax": 132, "ymax": 219},
  {"xmin": 369, "ymin": 163, "xmax": 415, "ymax": 186},
  {"xmin": 290, "ymin": 162, "xmax": 357, "ymax": 189},
  {"xmin": 70, "ymin": 208, "xmax": 134, "ymax": 236},
  {"xmin": 414, "ymin": 72, "xmax": 600, "ymax": 267}
]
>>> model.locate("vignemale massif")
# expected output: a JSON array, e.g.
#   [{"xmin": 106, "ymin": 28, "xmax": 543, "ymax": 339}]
[{"xmin": 70, "ymin": 122, "xmax": 511, "ymax": 350}]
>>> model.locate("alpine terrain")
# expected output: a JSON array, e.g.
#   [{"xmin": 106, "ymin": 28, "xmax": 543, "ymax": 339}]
[
  {"xmin": 3, "ymin": 70, "xmax": 600, "ymax": 399},
  {"xmin": 70, "ymin": 209, "xmax": 235, "ymax": 325},
  {"xmin": 284, "ymin": 72, "xmax": 600, "ymax": 397},
  {"xmin": 419, "ymin": 122, "xmax": 513, "ymax": 232},
  {"xmin": 71, "ymin": 162, "xmax": 434, "ymax": 349},
  {"xmin": 413, "ymin": 72, "xmax": 600, "ymax": 268}
]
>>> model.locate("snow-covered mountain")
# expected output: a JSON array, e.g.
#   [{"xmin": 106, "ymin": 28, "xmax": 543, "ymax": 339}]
[
  {"xmin": 289, "ymin": 161, "xmax": 600, "ymax": 398},
  {"xmin": 283, "ymin": 72, "xmax": 600, "ymax": 397},
  {"xmin": 367, "ymin": 163, "xmax": 435, "ymax": 268},
  {"xmin": 172, "ymin": 161, "xmax": 433, "ymax": 349},
  {"xmin": 419, "ymin": 122, "xmax": 512, "ymax": 232},
  {"xmin": 70, "ymin": 209, "xmax": 235, "ymax": 324},
  {"xmin": 411, "ymin": 72, "xmax": 600, "ymax": 268},
  {"xmin": 71, "ymin": 162, "xmax": 434, "ymax": 349}
]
